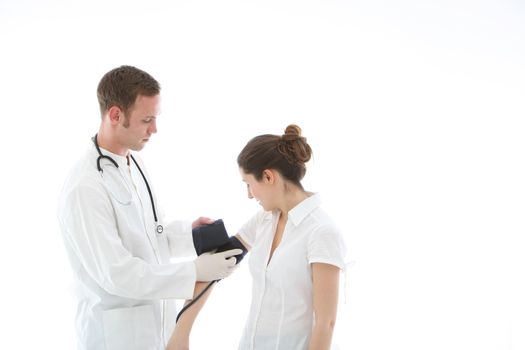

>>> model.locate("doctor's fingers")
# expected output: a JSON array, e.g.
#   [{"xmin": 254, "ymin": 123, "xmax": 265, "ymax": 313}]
[
  {"xmin": 214, "ymin": 260, "xmax": 237, "ymax": 279},
  {"xmin": 225, "ymin": 256, "xmax": 237, "ymax": 267},
  {"xmin": 223, "ymin": 264, "xmax": 240, "ymax": 279},
  {"xmin": 191, "ymin": 216, "xmax": 215, "ymax": 228},
  {"xmin": 218, "ymin": 249, "xmax": 243, "ymax": 259}
]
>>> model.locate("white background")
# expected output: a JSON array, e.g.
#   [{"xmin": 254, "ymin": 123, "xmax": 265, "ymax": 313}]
[{"xmin": 1, "ymin": 0, "xmax": 524, "ymax": 349}]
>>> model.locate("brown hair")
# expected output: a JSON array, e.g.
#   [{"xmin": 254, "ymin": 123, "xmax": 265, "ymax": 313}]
[
  {"xmin": 237, "ymin": 124, "xmax": 312, "ymax": 188},
  {"xmin": 97, "ymin": 65, "xmax": 160, "ymax": 117}
]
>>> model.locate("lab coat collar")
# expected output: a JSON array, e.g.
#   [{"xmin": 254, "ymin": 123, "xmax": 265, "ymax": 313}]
[
  {"xmin": 288, "ymin": 192, "xmax": 321, "ymax": 226},
  {"xmin": 91, "ymin": 141, "xmax": 131, "ymax": 168}
]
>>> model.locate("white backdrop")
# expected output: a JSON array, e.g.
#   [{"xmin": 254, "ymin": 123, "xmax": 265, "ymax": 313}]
[{"xmin": 1, "ymin": 0, "xmax": 524, "ymax": 349}]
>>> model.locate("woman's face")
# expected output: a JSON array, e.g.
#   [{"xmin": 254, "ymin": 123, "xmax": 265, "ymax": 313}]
[{"xmin": 239, "ymin": 168, "xmax": 276, "ymax": 211}]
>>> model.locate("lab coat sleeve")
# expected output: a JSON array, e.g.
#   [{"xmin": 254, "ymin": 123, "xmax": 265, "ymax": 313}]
[
  {"xmin": 60, "ymin": 182, "xmax": 196, "ymax": 300},
  {"xmin": 164, "ymin": 220, "xmax": 197, "ymax": 258}
]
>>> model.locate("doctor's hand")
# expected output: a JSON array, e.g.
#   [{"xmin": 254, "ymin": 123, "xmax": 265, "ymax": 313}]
[
  {"xmin": 191, "ymin": 216, "xmax": 214, "ymax": 229},
  {"xmin": 194, "ymin": 249, "xmax": 242, "ymax": 282}
]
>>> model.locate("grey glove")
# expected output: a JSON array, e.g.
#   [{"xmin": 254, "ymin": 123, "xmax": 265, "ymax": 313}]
[{"xmin": 194, "ymin": 249, "xmax": 243, "ymax": 282}]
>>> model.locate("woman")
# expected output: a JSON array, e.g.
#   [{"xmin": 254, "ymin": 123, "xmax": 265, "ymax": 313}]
[{"xmin": 167, "ymin": 124, "xmax": 346, "ymax": 350}]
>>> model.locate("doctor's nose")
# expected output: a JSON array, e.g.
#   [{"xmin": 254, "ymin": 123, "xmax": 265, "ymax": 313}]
[
  {"xmin": 247, "ymin": 188, "xmax": 253, "ymax": 199},
  {"xmin": 149, "ymin": 120, "xmax": 158, "ymax": 134}
]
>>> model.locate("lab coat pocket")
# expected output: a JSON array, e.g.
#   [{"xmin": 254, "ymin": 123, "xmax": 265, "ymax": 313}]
[{"xmin": 102, "ymin": 304, "xmax": 159, "ymax": 350}]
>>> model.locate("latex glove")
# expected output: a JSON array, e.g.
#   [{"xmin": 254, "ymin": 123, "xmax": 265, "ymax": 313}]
[{"xmin": 194, "ymin": 249, "xmax": 242, "ymax": 282}]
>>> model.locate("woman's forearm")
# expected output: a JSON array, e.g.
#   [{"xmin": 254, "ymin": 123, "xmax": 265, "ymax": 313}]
[
  {"xmin": 166, "ymin": 281, "xmax": 216, "ymax": 350},
  {"xmin": 308, "ymin": 317, "xmax": 336, "ymax": 350},
  {"xmin": 308, "ymin": 263, "xmax": 341, "ymax": 350}
]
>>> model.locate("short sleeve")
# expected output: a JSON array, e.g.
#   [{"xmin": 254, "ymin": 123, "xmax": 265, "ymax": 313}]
[
  {"xmin": 307, "ymin": 225, "xmax": 347, "ymax": 270},
  {"xmin": 238, "ymin": 211, "xmax": 266, "ymax": 248}
]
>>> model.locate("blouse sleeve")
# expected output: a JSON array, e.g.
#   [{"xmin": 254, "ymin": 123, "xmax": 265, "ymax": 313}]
[
  {"xmin": 237, "ymin": 210, "xmax": 265, "ymax": 248},
  {"xmin": 307, "ymin": 224, "xmax": 347, "ymax": 270}
]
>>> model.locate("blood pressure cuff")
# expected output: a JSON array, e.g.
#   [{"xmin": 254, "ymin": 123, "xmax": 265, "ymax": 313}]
[
  {"xmin": 192, "ymin": 219, "xmax": 230, "ymax": 256},
  {"xmin": 216, "ymin": 236, "xmax": 248, "ymax": 265},
  {"xmin": 191, "ymin": 219, "xmax": 248, "ymax": 264}
]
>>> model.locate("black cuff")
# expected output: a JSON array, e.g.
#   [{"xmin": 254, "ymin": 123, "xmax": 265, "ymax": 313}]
[{"xmin": 191, "ymin": 219, "xmax": 230, "ymax": 255}]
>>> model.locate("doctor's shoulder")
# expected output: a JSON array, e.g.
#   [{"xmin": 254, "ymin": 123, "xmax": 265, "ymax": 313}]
[
  {"xmin": 63, "ymin": 151, "xmax": 103, "ymax": 189},
  {"xmin": 59, "ymin": 152, "xmax": 106, "ymax": 202},
  {"xmin": 58, "ymin": 175, "xmax": 104, "ymax": 234}
]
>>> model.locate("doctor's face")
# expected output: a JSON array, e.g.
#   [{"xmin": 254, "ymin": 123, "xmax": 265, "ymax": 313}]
[{"xmin": 118, "ymin": 94, "xmax": 161, "ymax": 152}]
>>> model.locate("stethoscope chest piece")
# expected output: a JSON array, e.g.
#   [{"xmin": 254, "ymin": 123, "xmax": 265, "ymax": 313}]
[{"xmin": 156, "ymin": 225, "xmax": 164, "ymax": 234}]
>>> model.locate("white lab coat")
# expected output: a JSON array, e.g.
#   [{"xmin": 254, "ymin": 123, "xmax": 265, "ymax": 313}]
[{"xmin": 57, "ymin": 143, "xmax": 197, "ymax": 350}]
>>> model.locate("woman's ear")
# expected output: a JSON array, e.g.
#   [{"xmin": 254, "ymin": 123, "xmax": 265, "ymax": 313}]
[{"xmin": 262, "ymin": 169, "xmax": 276, "ymax": 184}]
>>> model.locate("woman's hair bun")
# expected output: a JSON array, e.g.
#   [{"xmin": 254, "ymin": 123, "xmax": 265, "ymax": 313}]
[
  {"xmin": 278, "ymin": 124, "xmax": 312, "ymax": 164},
  {"xmin": 284, "ymin": 124, "xmax": 302, "ymax": 137},
  {"xmin": 237, "ymin": 123, "xmax": 313, "ymax": 185}
]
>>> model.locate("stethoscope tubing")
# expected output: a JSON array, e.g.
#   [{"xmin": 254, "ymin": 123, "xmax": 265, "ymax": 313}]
[{"xmin": 93, "ymin": 134, "xmax": 164, "ymax": 234}]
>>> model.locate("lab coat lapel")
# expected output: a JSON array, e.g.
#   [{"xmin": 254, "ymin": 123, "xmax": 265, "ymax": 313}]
[{"xmin": 128, "ymin": 161, "xmax": 161, "ymax": 255}]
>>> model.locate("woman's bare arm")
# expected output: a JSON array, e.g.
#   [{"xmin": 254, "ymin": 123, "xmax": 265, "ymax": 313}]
[
  {"xmin": 308, "ymin": 263, "xmax": 341, "ymax": 350},
  {"xmin": 166, "ymin": 281, "xmax": 216, "ymax": 350},
  {"xmin": 166, "ymin": 234, "xmax": 249, "ymax": 350}
]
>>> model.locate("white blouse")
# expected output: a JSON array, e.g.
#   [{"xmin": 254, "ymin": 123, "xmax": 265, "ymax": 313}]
[{"xmin": 238, "ymin": 193, "xmax": 346, "ymax": 350}]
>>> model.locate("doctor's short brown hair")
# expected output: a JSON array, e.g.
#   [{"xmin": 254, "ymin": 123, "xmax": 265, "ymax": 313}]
[
  {"xmin": 237, "ymin": 124, "xmax": 312, "ymax": 188},
  {"xmin": 97, "ymin": 65, "xmax": 160, "ymax": 117}
]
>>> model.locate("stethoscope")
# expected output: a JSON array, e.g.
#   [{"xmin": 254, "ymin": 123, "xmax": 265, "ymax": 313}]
[{"xmin": 93, "ymin": 134, "xmax": 164, "ymax": 234}]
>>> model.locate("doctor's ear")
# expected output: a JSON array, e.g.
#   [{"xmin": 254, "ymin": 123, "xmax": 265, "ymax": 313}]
[{"xmin": 107, "ymin": 106, "xmax": 123, "ymax": 124}]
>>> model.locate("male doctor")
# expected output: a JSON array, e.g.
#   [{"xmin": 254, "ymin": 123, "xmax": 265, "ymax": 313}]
[{"xmin": 57, "ymin": 65, "xmax": 241, "ymax": 350}]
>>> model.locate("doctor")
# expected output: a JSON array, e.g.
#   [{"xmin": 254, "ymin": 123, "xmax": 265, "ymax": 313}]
[{"xmin": 57, "ymin": 65, "xmax": 241, "ymax": 350}]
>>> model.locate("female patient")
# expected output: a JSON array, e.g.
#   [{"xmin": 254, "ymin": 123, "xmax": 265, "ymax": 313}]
[{"xmin": 167, "ymin": 124, "xmax": 346, "ymax": 350}]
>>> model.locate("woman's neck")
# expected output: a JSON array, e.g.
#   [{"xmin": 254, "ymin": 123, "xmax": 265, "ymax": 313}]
[{"xmin": 277, "ymin": 188, "xmax": 309, "ymax": 215}]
